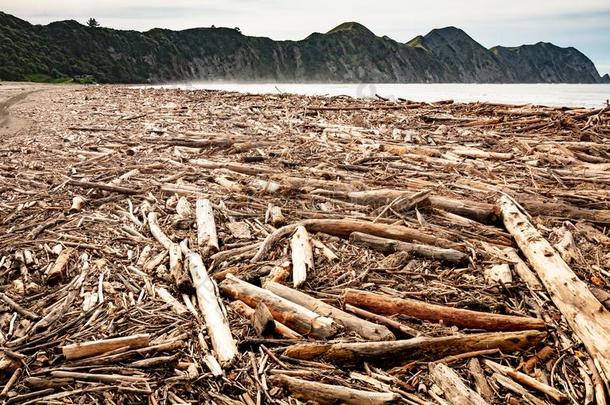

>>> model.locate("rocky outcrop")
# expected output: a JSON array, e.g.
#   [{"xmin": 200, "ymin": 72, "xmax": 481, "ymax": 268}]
[{"xmin": 0, "ymin": 12, "xmax": 605, "ymax": 84}]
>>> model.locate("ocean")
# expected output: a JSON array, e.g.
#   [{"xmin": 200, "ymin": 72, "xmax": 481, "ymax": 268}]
[{"xmin": 154, "ymin": 83, "xmax": 610, "ymax": 108}]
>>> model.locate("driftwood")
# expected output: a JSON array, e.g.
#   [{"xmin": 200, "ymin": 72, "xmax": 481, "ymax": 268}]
[
  {"xmin": 182, "ymin": 242, "xmax": 237, "ymax": 365},
  {"xmin": 290, "ymin": 225, "xmax": 313, "ymax": 287},
  {"xmin": 500, "ymin": 195, "xmax": 610, "ymax": 384},
  {"xmin": 349, "ymin": 231, "xmax": 467, "ymax": 263},
  {"xmin": 343, "ymin": 289, "xmax": 545, "ymax": 331},
  {"xmin": 4, "ymin": 84, "xmax": 609, "ymax": 403},
  {"xmin": 429, "ymin": 363, "xmax": 489, "ymax": 405},
  {"xmin": 483, "ymin": 359, "xmax": 567, "ymax": 402},
  {"xmin": 264, "ymin": 281, "xmax": 395, "ymax": 341},
  {"xmin": 270, "ymin": 374, "xmax": 400, "ymax": 404},
  {"xmin": 148, "ymin": 212, "xmax": 191, "ymax": 292},
  {"xmin": 282, "ymin": 330, "xmax": 545, "ymax": 365},
  {"xmin": 61, "ymin": 334, "xmax": 150, "ymax": 360},
  {"xmin": 230, "ymin": 300, "xmax": 301, "ymax": 339},
  {"xmin": 196, "ymin": 199, "xmax": 219, "ymax": 255},
  {"xmin": 219, "ymin": 275, "xmax": 339, "ymax": 338}
]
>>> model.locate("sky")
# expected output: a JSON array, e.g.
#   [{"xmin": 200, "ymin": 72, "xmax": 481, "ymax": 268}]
[{"xmin": 1, "ymin": 0, "xmax": 609, "ymax": 75}]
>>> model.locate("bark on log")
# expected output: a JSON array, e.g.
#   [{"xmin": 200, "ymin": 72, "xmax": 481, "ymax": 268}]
[
  {"xmin": 499, "ymin": 195, "xmax": 610, "ymax": 384},
  {"xmin": 343, "ymin": 289, "xmax": 545, "ymax": 332},
  {"xmin": 282, "ymin": 330, "xmax": 545, "ymax": 366},
  {"xmin": 264, "ymin": 281, "xmax": 395, "ymax": 341},
  {"xmin": 196, "ymin": 199, "xmax": 219, "ymax": 255},
  {"xmin": 290, "ymin": 225, "xmax": 313, "ymax": 287},
  {"xmin": 270, "ymin": 374, "xmax": 400, "ymax": 405},
  {"xmin": 61, "ymin": 334, "xmax": 150, "ymax": 360},
  {"xmin": 184, "ymin": 246, "xmax": 237, "ymax": 365},
  {"xmin": 219, "ymin": 275, "xmax": 339, "ymax": 338},
  {"xmin": 349, "ymin": 232, "xmax": 467, "ymax": 263},
  {"xmin": 429, "ymin": 363, "xmax": 489, "ymax": 405}
]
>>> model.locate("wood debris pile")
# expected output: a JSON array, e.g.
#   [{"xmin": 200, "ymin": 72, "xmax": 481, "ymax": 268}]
[{"xmin": 0, "ymin": 86, "xmax": 610, "ymax": 404}]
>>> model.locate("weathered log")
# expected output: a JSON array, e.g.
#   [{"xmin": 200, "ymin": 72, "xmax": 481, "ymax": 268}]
[
  {"xmin": 499, "ymin": 195, "xmax": 610, "ymax": 384},
  {"xmin": 61, "ymin": 334, "xmax": 150, "ymax": 360},
  {"xmin": 328, "ymin": 189, "xmax": 497, "ymax": 224},
  {"xmin": 429, "ymin": 363, "xmax": 489, "ymax": 405},
  {"xmin": 349, "ymin": 232, "xmax": 467, "ymax": 263},
  {"xmin": 343, "ymin": 289, "xmax": 545, "ymax": 332},
  {"xmin": 230, "ymin": 300, "xmax": 301, "ymax": 339},
  {"xmin": 344, "ymin": 304, "xmax": 418, "ymax": 337},
  {"xmin": 290, "ymin": 225, "xmax": 313, "ymax": 287},
  {"xmin": 183, "ymin": 243, "xmax": 237, "ymax": 365},
  {"xmin": 282, "ymin": 330, "xmax": 545, "ymax": 365},
  {"xmin": 196, "ymin": 199, "xmax": 219, "ymax": 255},
  {"xmin": 264, "ymin": 281, "xmax": 395, "ymax": 341},
  {"xmin": 219, "ymin": 275, "xmax": 339, "ymax": 338},
  {"xmin": 270, "ymin": 374, "xmax": 400, "ymax": 405}
]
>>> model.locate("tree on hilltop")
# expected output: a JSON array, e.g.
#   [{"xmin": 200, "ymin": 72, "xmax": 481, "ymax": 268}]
[{"xmin": 87, "ymin": 18, "xmax": 100, "ymax": 28}]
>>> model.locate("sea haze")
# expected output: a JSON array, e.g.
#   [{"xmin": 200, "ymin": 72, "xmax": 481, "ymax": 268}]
[{"xmin": 155, "ymin": 83, "xmax": 610, "ymax": 108}]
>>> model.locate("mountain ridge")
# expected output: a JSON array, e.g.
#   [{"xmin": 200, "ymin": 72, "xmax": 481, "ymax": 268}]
[{"xmin": 0, "ymin": 12, "xmax": 608, "ymax": 84}]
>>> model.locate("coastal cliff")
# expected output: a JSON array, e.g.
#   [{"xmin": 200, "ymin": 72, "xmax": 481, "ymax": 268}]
[{"xmin": 0, "ymin": 12, "xmax": 607, "ymax": 84}]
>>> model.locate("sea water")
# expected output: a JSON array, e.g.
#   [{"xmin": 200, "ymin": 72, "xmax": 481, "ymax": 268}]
[{"xmin": 154, "ymin": 82, "xmax": 610, "ymax": 108}]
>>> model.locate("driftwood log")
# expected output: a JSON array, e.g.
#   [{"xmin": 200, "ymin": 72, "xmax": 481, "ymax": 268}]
[
  {"xmin": 264, "ymin": 281, "xmax": 395, "ymax": 341},
  {"xmin": 343, "ymin": 289, "xmax": 545, "ymax": 332},
  {"xmin": 500, "ymin": 195, "xmax": 610, "ymax": 384},
  {"xmin": 219, "ymin": 275, "xmax": 340, "ymax": 338},
  {"xmin": 282, "ymin": 330, "xmax": 545, "ymax": 365}
]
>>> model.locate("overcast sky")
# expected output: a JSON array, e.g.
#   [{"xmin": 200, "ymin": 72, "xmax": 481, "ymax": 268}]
[{"xmin": 2, "ymin": 0, "xmax": 609, "ymax": 75}]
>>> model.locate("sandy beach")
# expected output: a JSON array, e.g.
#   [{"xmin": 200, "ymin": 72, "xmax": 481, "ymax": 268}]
[{"xmin": 1, "ymin": 84, "xmax": 609, "ymax": 403}]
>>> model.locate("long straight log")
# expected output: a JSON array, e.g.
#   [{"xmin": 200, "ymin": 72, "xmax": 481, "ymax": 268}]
[
  {"xmin": 182, "ymin": 243, "xmax": 237, "ymax": 365},
  {"xmin": 61, "ymin": 334, "xmax": 150, "ymax": 360},
  {"xmin": 270, "ymin": 374, "xmax": 400, "ymax": 404},
  {"xmin": 337, "ymin": 189, "xmax": 497, "ymax": 224},
  {"xmin": 344, "ymin": 289, "xmax": 545, "ymax": 332},
  {"xmin": 219, "ymin": 275, "xmax": 339, "ymax": 338},
  {"xmin": 264, "ymin": 281, "xmax": 395, "ymax": 341},
  {"xmin": 301, "ymin": 218, "xmax": 462, "ymax": 250},
  {"xmin": 349, "ymin": 232, "xmax": 467, "ymax": 263},
  {"xmin": 282, "ymin": 330, "xmax": 545, "ymax": 366},
  {"xmin": 499, "ymin": 195, "xmax": 610, "ymax": 384}
]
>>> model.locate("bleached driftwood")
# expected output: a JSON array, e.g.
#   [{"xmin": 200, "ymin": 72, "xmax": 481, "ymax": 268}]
[
  {"xmin": 499, "ymin": 195, "xmax": 610, "ymax": 384},
  {"xmin": 181, "ymin": 241, "xmax": 237, "ymax": 365},
  {"xmin": 196, "ymin": 199, "xmax": 219, "ymax": 255},
  {"xmin": 290, "ymin": 225, "xmax": 313, "ymax": 288}
]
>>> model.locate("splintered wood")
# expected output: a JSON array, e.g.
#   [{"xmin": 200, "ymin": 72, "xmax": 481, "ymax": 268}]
[{"xmin": 0, "ymin": 85, "xmax": 609, "ymax": 403}]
